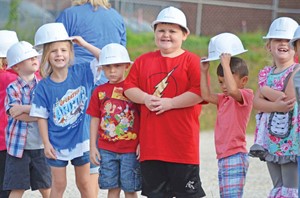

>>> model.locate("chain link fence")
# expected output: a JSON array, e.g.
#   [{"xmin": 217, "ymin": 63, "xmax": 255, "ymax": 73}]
[{"xmin": 0, "ymin": 0, "xmax": 300, "ymax": 40}]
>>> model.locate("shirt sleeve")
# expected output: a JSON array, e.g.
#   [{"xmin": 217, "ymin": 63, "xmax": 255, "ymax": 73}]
[
  {"xmin": 5, "ymin": 83, "xmax": 21, "ymax": 113},
  {"xmin": 29, "ymin": 82, "xmax": 49, "ymax": 119},
  {"xmin": 239, "ymin": 88, "xmax": 254, "ymax": 107},
  {"xmin": 124, "ymin": 60, "xmax": 140, "ymax": 91},
  {"xmin": 86, "ymin": 87, "xmax": 101, "ymax": 118},
  {"xmin": 186, "ymin": 53, "xmax": 201, "ymax": 96}
]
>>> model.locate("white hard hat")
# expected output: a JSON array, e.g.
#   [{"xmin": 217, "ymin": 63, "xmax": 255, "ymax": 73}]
[
  {"xmin": 201, "ymin": 33, "xmax": 248, "ymax": 62},
  {"xmin": 152, "ymin": 6, "xmax": 190, "ymax": 34},
  {"xmin": 7, "ymin": 41, "xmax": 40, "ymax": 69},
  {"xmin": 0, "ymin": 30, "xmax": 19, "ymax": 58},
  {"xmin": 289, "ymin": 26, "xmax": 300, "ymax": 49},
  {"xmin": 98, "ymin": 43, "xmax": 131, "ymax": 66},
  {"xmin": 263, "ymin": 17, "xmax": 298, "ymax": 40},
  {"xmin": 34, "ymin": 23, "xmax": 72, "ymax": 50}
]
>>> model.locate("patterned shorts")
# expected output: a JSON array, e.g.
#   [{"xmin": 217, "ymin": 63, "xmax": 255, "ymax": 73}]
[{"xmin": 218, "ymin": 152, "xmax": 249, "ymax": 198}]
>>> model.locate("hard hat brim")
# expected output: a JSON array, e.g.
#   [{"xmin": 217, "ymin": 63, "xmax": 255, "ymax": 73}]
[{"xmin": 201, "ymin": 49, "xmax": 248, "ymax": 63}]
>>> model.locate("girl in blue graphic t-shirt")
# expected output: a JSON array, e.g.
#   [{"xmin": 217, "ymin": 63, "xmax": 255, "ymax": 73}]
[{"xmin": 30, "ymin": 23, "xmax": 101, "ymax": 198}]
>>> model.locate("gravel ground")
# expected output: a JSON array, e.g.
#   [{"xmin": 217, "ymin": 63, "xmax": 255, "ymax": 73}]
[{"xmin": 23, "ymin": 131, "xmax": 272, "ymax": 198}]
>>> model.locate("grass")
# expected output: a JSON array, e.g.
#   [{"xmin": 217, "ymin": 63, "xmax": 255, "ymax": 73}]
[{"xmin": 126, "ymin": 30, "xmax": 274, "ymax": 134}]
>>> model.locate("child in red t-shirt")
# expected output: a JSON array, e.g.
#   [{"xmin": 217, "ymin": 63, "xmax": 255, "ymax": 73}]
[
  {"xmin": 123, "ymin": 6, "xmax": 206, "ymax": 198},
  {"xmin": 0, "ymin": 30, "xmax": 18, "ymax": 198},
  {"xmin": 86, "ymin": 43, "xmax": 141, "ymax": 198}
]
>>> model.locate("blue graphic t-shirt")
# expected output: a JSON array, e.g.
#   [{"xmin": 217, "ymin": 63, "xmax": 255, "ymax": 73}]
[{"xmin": 30, "ymin": 62, "xmax": 93, "ymax": 160}]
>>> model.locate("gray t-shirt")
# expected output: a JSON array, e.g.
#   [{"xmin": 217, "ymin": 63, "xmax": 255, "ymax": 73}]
[{"xmin": 25, "ymin": 122, "xmax": 43, "ymax": 149}]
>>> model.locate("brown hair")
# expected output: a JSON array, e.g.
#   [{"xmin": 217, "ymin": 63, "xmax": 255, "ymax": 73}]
[
  {"xmin": 153, "ymin": 23, "xmax": 188, "ymax": 35},
  {"xmin": 40, "ymin": 41, "xmax": 74, "ymax": 78},
  {"xmin": 72, "ymin": 0, "xmax": 111, "ymax": 10},
  {"xmin": 217, "ymin": 57, "xmax": 248, "ymax": 78}
]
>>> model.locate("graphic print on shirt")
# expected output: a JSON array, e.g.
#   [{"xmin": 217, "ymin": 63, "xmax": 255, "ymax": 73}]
[
  {"xmin": 53, "ymin": 86, "xmax": 87, "ymax": 127},
  {"xmin": 99, "ymin": 86, "xmax": 137, "ymax": 142},
  {"xmin": 151, "ymin": 66, "xmax": 178, "ymax": 98}
]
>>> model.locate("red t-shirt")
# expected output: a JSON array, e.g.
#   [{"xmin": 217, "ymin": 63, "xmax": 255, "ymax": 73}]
[
  {"xmin": 215, "ymin": 89, "xmax": 254, "ymax": 159},
  {"xmin": 86, "ymin": 81, "xmax": 139, "ymax": 153},
  {"xmin": 0, "ymin": 69, "xmax": 18, "ymax": 151},
  {"xmin": 124, "ymin": 50, "xmax": 203, "ymax": 164}
]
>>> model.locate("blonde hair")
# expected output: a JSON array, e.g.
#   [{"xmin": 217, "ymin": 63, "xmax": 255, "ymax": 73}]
[
  {"xmin": 0, "ymin": 58, "xmax": 7, "ymax": 70},
  {"xmin": 40, "ymin": 41, "xmax": 74, "ymax": 78},
  {"xmin": 72, "ymin": 0, "xmax": 111, "ymax": 10}
]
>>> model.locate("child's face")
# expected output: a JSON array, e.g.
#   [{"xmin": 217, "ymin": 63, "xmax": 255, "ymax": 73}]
[
  {"xmin": 48, "ymin": 41, "xmax": 71, "ymax": 70},
  {"xmin": 218, "ymin": 74, "xmax": 246, "ymax": 96},
  {"xmin": 102, "ymin": 63, "xmax": 129, "ymax": 84},
  {"xmin": 154, "ymin": 23, "xmax": 188, "ymax": 56},
  {"xmin": 295, "ymin": 40, "xmax": 300, "ymax": 56},
  {"xmin": 14, "ymin": 56, "xmax": 39, "ymax": 75},
  {"xmin": 268, "ymin": 39, "xmax": 295, "ymax": 63}
]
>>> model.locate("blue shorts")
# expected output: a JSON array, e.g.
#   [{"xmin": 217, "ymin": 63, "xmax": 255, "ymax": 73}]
[
  {"xmin": 90, "ymin": 161, "xmax": 99, "ymax": 174},
  {"xmin": 47, "ymin": 151, "xmax": 90, "ymax": 167},
  {"xmin": 218, "ymin": 152, "xmax": 249, "ymax": 198},
  {"xmin": 99, "ymin": 149, "xmax": 141, "ymax": 192},
  {"xmin": 3, "ymin": 149, "xmax": 51, "ymax": 191}
]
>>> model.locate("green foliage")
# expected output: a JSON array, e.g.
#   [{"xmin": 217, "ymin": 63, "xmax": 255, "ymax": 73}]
[
  {"xmin": 127, "ymin": 31, "xmax": 272, "ymax": 134},
  {"xmin": 5, "ymin": 0, "xmax": 21, "ymax": 30}
]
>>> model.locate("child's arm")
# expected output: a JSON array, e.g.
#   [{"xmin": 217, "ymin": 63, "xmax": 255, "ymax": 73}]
[
  {"xmin": 9, "ymin": 104, "xmax": 37, "ymax": 122},
  {"xmin": 72, "ymin": 36, "xmax": 101, "ymax": 61},
  {"xmin": 90, "ymin": 116, "xmax": 101, "ymax": 166},
  {"xmin": 221, "ymin": 54, "xmax": 243, "ymax": 103},
  {"xmin": 124, "ymin": 88, "xmax": 160, "ymax": 111},
  {"xmin": 260, "ymin": 86, "xmax": 285, "ymax": 101},
  {"xmin": 136, "ymin": 144, "xmax": 140, "ymax": 160},
  {"xmin": 125, "ymin": 88, "xmax": 203, "ymax": 115},
  {"xmin": 200, "ymin": 60, "xmax": 218, "ymax": 105},
  {"xmin": 38, "ymin": 118, "xmax": 57, "ymax": 159},
  {"xmin": 253, "ymin": 89, "xmax": 295, "ymax": 113}
]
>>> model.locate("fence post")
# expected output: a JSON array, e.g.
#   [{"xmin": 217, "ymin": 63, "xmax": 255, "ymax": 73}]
[
  {"xmin": 272, "ymin": 0, "xmax": 279, "ymax": 20},
  {"xmin": 195, "ymin": 2, "xmax": 203, "ymax": 36}
]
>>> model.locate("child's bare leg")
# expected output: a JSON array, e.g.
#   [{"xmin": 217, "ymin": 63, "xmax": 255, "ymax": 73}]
[
  {"xmin": 90, "ymin": 173, "xmax": 99, "ymax": 197},
  {"xmin": 50, "ymin": 166, "xmax": 67, "ymax": 198},
  {"xmin": 8, "ymin": 189, "xmax": 24, "ymax": 198},
  {"xmin": 124, "ymin": 192, "xmax": 138, "ymax": 198},
  {"xmin": 74, "ymin": 163, "xmax": 93, "ymax": 198},
  {"xmin": 39, "ymin": 188, "xmax": 51, "ymax": 198},
  {"xmin": 107, "ymin": 188, "xmax": 121, "ymax": 198}
]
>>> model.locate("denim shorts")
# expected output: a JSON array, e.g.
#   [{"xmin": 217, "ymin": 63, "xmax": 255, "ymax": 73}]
[
  {"xmin": 3, "ymin": 149, "xmax": 51, "ymax": 191},
  {"xmin": 99, "ymin": 149, "xmax": 141, "ymax": 192},
  {"xmin": 90, "ymin": 161, "xmax": 99, "ymax": 174},
  {"xmin": 47, "ymin": 151, "xmax": 90, "ymax": 167}
]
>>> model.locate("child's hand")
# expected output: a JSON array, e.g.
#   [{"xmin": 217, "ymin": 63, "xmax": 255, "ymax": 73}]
[
  {"xmin": 200, "ymin": 57, "xmax": 210, "ymax": 72},
  {"xmin": 274, "ymin": 95, "xmax": 295, "ymax": 112},
  {"xmin": 44, "ymin": 143, "xmax": 57, "ymax": 160},
  {"xmin": 90, "ymin": 146, "xmax": 101, "ymax": 166},
  {"xmin": 9, "ymin": 104, "xmax": 25, "ymax": 118},
  {"xmin": 136, "ymin": 144, "xmax": 140, "ymax": 160},
  {"xmin": 152, "ymin": 97, "xmax": 174, "ymax": 115},
  {"xmin": 71, "ymin": 36, "xmax": 87, "ymax": 47},
  {"xmin": 220, "ymin": 53, "xmax": 231, "ymax": 68},
  {"xmin": 144, "ymin": 94, "xmax": 160, "ymax": 111}
]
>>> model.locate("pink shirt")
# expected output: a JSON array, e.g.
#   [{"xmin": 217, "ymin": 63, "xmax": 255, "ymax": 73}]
[
  {"xmin": 0, "ymin": 69, "xmax": 18, "ymax": 151},
  {"xmin": 215, "ymin": 88, "xmax": 253, "ymax": 159}
]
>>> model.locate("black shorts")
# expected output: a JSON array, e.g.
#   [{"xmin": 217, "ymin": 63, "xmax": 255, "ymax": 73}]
[
  {"xmin": 3, "ymin": 149, "xmax": 51, "ymax": 191},
  {"xmin": 0, "ymin": 150, "xmax": 10, "ymax": 198},
  {"xmin": 141, "ymin": 160, "xmax": 206, "ymax": 198}
]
